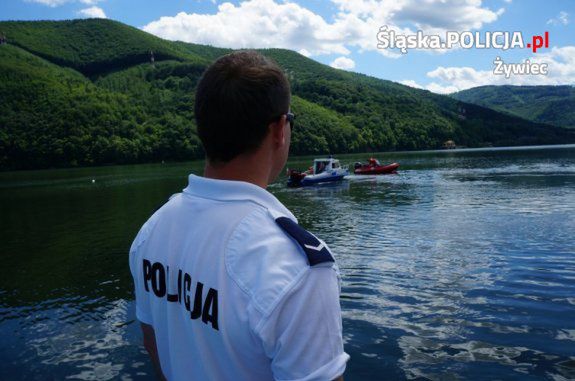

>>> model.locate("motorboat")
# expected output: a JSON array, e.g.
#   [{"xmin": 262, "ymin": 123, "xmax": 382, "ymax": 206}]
[
  {"xmin": 353, "ymin": 158, "xmax": 399, "ymax": 175},
  {"xmin": 287, "ymin": 157, "xmax": 348, "ymax": 187}
]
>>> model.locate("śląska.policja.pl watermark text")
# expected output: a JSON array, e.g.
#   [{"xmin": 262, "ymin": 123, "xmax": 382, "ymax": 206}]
[{"xmin": 376, "ymin": 26, "xmax": 550, "ymax": 77}]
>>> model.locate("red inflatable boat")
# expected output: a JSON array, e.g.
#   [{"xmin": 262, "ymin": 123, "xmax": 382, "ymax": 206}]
[{"xmin": 354, "ymin": 158, "xmax": 399, "ymax": 175}]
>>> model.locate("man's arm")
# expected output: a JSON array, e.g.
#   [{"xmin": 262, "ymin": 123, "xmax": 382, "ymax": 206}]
[
  {"xmin": 256, "ymin": 265, "xmax": 349, "ymax": 381},
  {"xmin": 141, "ymin": 323, "xmax": 167, "ymax": 381}
]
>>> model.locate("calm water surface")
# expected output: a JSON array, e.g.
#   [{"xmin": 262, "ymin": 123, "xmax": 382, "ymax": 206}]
[{"xmin": 1, "ymin": 145, "xmax": 574, "ymax": 380}]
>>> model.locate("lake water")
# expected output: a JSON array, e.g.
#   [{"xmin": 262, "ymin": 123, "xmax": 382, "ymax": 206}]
[{"xmin": 1, "ymin": 145, "xmax": 574, "ymax": 381}]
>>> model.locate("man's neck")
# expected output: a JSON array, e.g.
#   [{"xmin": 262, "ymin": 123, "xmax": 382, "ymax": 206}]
[{"xmin": 203, "ymin": 152, "xmax": 272, "ymax": 189}]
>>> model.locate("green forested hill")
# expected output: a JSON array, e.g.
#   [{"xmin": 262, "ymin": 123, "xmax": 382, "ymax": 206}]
[
  {"xmin": 1, "ymin": 19, "xmax": 574, "ymax": 170},
  {"xmin": 0, "ymin": 19, "xmax": 208, "ymax": 76},
  {"xmin": 452, "ymin": 85, "xmax": 575, "ymax": 129}
]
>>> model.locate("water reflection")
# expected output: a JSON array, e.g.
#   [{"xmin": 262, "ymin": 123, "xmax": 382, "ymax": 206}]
[{"xmin": 1, "ymin": 146, "xmax": 574, "ymax": 380}]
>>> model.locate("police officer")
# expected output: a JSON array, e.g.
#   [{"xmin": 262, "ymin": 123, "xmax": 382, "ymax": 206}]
[{"xmin": 129, "ymin": 50, "xmax": 349, "ymax": 381}]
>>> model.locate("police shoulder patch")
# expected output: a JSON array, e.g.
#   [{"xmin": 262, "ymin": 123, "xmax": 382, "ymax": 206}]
[{"xmin": 275, "ymin": 217, "xmax": 335, "ymax": 266}]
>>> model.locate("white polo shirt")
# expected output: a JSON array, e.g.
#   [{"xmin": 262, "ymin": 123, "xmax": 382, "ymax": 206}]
[{"xmin": 129, "ymin": 174, "xmax": 349, "ymax": 381}]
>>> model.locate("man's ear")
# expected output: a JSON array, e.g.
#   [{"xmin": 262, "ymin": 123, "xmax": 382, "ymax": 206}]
[{"xmin": 270, "ymin": 116, "xmax": 286, "ymax": 146}]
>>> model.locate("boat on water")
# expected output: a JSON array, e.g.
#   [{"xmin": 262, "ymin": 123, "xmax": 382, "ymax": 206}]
[
  {"xmin": 353, "ymin": 158, "xmax": 399, "ymax": 175},
  {"xmin": 287, "ymin": 157, "xmax": 348, "ymax": 187}
]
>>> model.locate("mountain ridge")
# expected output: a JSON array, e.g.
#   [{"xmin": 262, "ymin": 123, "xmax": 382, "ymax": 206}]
[
  {"xmin": 1, "ymin": 18, "xmax": 573, "ymax": 170},
  {"xmin": 452, "ymin": 85, "xmax": 575, "ymax": 129}
]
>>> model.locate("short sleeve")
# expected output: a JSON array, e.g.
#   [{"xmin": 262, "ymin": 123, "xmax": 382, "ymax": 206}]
[
  {"xmin": 255, "ymin": 266, "xmax": 349, "ymax": 381},
  {"xmin": 129, "ymin": 223, "xmax": 155, "ymax": 325},
  {"xmin": 130, "ymin": 256, "xmax": 153, "ymax": 325}
]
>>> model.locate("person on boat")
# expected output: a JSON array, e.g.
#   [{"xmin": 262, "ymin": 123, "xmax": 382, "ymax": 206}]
[{"xmin": 129, "ymin": 50, "xmax": 348, "ymax": 381}]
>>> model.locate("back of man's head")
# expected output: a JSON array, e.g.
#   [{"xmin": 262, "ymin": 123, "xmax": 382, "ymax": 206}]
[{"xmin": 195, "ymin": 50, "xmax": 291, "ymax": 164}]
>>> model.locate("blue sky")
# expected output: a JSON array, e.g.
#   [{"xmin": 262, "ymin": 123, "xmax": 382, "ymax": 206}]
[{"xmin": 1, "ymin": 0, "xmax": 573, "ymax": 93}]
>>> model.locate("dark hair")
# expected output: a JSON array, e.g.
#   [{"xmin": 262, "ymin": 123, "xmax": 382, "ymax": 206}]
[{"xmin": 194, "ymin": 50, "xmax": 291, "ymax": 163}]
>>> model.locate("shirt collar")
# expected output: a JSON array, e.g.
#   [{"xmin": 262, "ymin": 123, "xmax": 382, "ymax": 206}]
[{"xmin": 182, "ymin": 174, "xmax": 297, "ymax": 221}]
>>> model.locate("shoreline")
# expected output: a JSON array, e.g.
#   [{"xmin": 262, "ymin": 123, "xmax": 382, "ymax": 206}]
[{"xmin": 1, "ymin": 143, "xmax": 574, "ymax": 175}]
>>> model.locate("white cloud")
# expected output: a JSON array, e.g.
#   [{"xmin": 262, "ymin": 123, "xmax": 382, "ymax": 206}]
[
  {"xmin": 143, "ymin": 0, "xmax": 350, "ymax": 56},
  {"xmin": 426, "ymin": 65, "xmax": 490, "ymax": 93},
  {"xmin": 426, "ymin": 82, "xmax": 460, "ymax": 94},
  {"xmin": 330, "ymin": 0, "xmax": 502, "ymax": 30},
  {"xmin": 399, "ymin": 79, "xmax": 424, "ymax": 89},
  {"xmin": 25, "ymin": 0, "xmax": 69, "ymax": 7},
  {"xmin": 402, "ymin": 78, "xmax": 463, "ymax": 94},
  {"xmin": 142, "ymin": 0, "xmax": 504, "ymax": 58},
  {"xmin": 330, "ymin": 56, "xmax": 356, "ymax": 70},
  {"xmin": 403, "ymin": 46, "xmax": 575, "ymax": 94},
  {"xmin": 547, "ymin": 11, "xmax": 569, "ymax": 26},
  {"xmin": 78, "ymin": 6, "xmax": 107, "ymax": 18},
  {"xmin": 393, "ymin": 1, "xmax": 502, "ymax": 31},
  {"xmin": 26, "ymin": 0, "xmax": 102, "ymax": 6}
]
